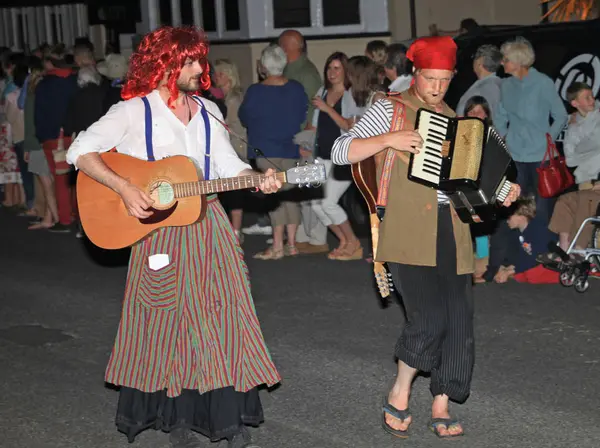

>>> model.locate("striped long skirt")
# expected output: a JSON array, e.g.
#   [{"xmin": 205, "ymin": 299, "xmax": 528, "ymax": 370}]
[{"xmin": 104, "ymin": 197, "xmax": 281, "ymax": 442}]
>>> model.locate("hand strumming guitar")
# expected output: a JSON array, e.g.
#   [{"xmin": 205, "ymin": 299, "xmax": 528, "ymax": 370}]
[{"xmin": 119, "ymin": 183, "xmax": 154, "ymax": 219}]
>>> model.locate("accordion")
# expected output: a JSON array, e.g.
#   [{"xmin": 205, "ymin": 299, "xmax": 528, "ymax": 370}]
[{"xmin": 407, "ymin": 109, "xmax": 514, "ymax": 224}]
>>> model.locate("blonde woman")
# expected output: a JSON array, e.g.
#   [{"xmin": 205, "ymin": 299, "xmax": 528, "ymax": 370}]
[
  {"xmin": 213, "ymin": 58, "xmax": 247, "ymax": 241},
  {"xmin": 495, "ymin": 36, "xmax": 567, "ymax": 223}
]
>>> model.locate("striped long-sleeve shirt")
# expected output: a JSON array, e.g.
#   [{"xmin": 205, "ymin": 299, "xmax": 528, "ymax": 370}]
[{"xmin": 331, "ymin": 98, "xmax": 449, "ymax": 203}]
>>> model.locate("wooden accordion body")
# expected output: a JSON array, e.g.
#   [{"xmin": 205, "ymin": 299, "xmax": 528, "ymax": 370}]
[{"xmin": 408, "ymin": 109, "xmax": 514, "ymax": 223}]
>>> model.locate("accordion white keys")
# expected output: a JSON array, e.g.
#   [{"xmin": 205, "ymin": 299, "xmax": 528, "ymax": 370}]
[{"xmin": 408, "ymin": 108, "xmax": 514, "ymax": 224}]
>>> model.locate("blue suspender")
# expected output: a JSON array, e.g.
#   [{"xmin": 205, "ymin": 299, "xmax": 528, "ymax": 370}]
[
  {"xmin": 141, "ymin": 96, "xmax": 155, "ymax": 161},
  {"xmin": 141, "ymin": 95, "xmax": 212, "ymax": 180},
  {"xmin": 192, "ymin": 96, "xmax": 212, "ymax": 180}
]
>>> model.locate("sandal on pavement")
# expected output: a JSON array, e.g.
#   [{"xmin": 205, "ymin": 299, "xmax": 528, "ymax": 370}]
[
  {"xmin": 327, "ymin": 244, "xmax": 347, "ymax": 260},
  {"xmin": 382, "ymin": 401, "xmax": 410, "ymax": 439},
  {"xmin": 334, "ymin": 245, "xmax": 363, "ymax": 261},
  {"xmin": 253, "ymin": 247, "xmax": 284, "ymax": 260},
  {"xmin": 284, "ymin": 244, "xmax": 299, "ymax": 256},
  {"xmin": 429, "ymin": 418, "xmax": 464, "ymax": 439}
]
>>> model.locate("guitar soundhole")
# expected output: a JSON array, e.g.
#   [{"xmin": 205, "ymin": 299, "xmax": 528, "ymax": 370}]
[
  {"xmin": 139, "ymin": 180, "xmax": 178, "ymax": 225},
  {"xmin": 149, "ymin": 180, "xmax": 175, "ymax": 208}
]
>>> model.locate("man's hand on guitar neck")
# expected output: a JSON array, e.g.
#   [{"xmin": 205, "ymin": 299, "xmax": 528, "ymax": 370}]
[
  {"xmin": 76, "ymin": 152, "xmax": 155, "ymax": 219},
  {"xmin": 238, "ymin": 168, "xmax": 283, "ymax": 194}
]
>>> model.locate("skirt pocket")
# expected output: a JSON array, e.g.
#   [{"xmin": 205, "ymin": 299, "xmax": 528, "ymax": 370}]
[{"xmin": 137, "ymin": 261, "xmax": 178, "ymax": 311}]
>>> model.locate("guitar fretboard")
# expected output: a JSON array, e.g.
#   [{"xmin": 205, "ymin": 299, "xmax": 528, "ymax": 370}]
[{"xmin": 173, "ymin": 172, "xmax": 287, "ymax": 198}]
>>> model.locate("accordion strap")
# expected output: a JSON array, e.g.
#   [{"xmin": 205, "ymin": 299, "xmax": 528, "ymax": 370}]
[{"xmin": 376, "ymin": 99, "xmax": 409, "ymax": 210}]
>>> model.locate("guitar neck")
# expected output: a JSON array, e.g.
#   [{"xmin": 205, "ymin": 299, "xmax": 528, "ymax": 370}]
[{"xmin": 174, "ymin": 172, "xmax": 287, "ymax": 197}]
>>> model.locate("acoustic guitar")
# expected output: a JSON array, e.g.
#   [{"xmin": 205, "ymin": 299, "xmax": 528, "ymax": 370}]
[
  {"xmin": 351, "ymin": 156, "xmax": 394, "ymax": 299},
  {"xmin": 77, "ymin": 152, "xmax": 326, "ymax": 250}
]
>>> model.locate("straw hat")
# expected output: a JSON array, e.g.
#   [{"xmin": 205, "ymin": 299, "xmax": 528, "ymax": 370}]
[{"xmin": 97, "ymin": 53, "xmax": 128, "ymax": 80}]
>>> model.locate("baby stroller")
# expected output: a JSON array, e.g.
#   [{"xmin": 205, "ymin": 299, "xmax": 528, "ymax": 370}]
[{"xmin": 544, "ymin": 211, "xmax": 600, "ymax": 293}]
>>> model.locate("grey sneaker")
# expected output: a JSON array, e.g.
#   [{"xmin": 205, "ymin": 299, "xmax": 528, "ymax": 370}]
[
  {"xmin": 241, "ymin": 224, "xmax": 272, "ymax": 236},
  {"xmin": 169, "ymin": 428, "xmax": 209, "ymax": 448}
]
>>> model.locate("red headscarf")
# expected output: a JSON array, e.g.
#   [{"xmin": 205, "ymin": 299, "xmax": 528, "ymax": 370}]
[{"xmin": 407, "ymin": 36, "xmax": 457, "ymax": 71}]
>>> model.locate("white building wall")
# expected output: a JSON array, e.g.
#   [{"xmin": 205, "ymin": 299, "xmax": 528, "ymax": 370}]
[{"xmin": 0, "ymin": 3, "xmax": 89, "ymax": 52}]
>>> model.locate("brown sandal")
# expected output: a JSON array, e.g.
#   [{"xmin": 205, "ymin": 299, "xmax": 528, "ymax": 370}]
[
  {"xmin": 327, "ymin": 244, "xmax": 348, "ymax": 259},
  {"xmin": 253, "ymin": 247, "xmax": 285, "ymax": 260},
  {"xmin": 285, "ymin": 245, "xmax": 299, "ymax": 256},
  {"xmin": 334, "ymin": 244, "xmax": 364, "ymax": 261}
]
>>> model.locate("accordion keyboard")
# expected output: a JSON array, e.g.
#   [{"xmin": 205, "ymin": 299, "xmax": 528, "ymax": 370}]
[
  {"xmin": 412, "ymin": 111, "xmax": 450, "ymax": 186},
  {"xmin": 495, "ymin": 178, "xmax": 512, "ymax": 203}
]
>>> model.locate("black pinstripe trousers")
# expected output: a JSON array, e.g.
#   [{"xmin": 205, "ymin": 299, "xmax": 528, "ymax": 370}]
[{"xmin": 388, "ymin": 206, "xmax": 475, "ymax": 403}]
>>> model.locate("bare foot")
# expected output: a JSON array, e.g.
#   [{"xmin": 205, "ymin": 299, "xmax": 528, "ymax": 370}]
[
  {"xmin": 385, "ymin": 387, "xmax": 412, "ymax": 432},
  {"xmin": 29, "ymin": 221, "xmax": 55, "ymax": 230},
  {"xmin": 431, "ymin": 395, "xmax": 463, "ymax": 437}
]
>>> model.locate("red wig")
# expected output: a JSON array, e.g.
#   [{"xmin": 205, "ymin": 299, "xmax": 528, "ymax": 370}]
[{"xmin": 121, "ymin": 26, "xmax": 211, "ymax": 108}]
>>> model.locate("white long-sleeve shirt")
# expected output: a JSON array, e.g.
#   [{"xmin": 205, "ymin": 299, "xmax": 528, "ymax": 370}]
[{"xmin": 66, "ymin": 90, "xmax": 251, "ymax": 179}]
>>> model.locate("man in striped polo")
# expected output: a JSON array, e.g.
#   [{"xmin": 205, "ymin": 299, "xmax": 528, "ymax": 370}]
[
  {"xmin": 331, "ymin": 36, "xmax": 520, "ymax": 439},
  {"xmin": 67, "ymin": 26, "xmax": 282, "ymax": 448}
]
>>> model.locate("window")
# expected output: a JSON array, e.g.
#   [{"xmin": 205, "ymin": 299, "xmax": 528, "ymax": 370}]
[
  {"xmin": 224, "ymin": 0, "xmax": 240, "ymax": 31},
  {"xmin": 322, "ymin": 0, "xmax": 360, "ymax": 27},
  {"xmin": 16, "ymin": 12, "xmax": 24, "ymax": 50},
  {"xmin": 202, "ymin": 0, "xmax": 217, "ymax": 32},
  {"xmin": 159, "ymin": 0, "xmax": 172, "ymax": 26},
  {"xmin": 273, "ymin": 0, "xmax": 311, "ymax": 29},
  {"xmin": 181, "ymin": 0, "xmax": 194, "ymax": 26},
  {"xmin": 50, "ymin": 13, "xmax": 58, "ymax": 43}
]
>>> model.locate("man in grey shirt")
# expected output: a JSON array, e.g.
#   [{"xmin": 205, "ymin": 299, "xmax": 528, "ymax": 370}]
[{"xmin": 456, "ymin": 44, "xmax": 503, "ymax": 117}]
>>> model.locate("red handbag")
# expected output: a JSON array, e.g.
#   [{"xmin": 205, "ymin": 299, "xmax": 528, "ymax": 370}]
[{"xmin": 536, "ymin": 134, "xmax": 574, "ymax": 198}]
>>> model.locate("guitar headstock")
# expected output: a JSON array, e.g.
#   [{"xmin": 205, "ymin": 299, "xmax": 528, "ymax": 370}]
[
  {"xmin": 285, "ymin": 161, "xmax": 327, "ymax": 188},
  {"xmin": 374, "ymin": 262, "xmax": 393, "ymax": 298}
]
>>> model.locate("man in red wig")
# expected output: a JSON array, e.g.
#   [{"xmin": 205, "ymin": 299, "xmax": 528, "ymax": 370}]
[
  {"xmin": 332, "ymin": 36, "xmax": 520, "ymax": 439},
  {"xmin": 67, "ymin": 26, "xmax": 282, "ymax": 448}
]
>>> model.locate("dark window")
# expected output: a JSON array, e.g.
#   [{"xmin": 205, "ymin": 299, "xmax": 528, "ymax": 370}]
[
  {"xmin": 273, "ymin": 0, "xmax": 311, "ymax": 29},
  {"xmin": 224, "ymin": 0, "xmax": 240, "ymax": 31},
  {"xmin": 159, "ymin": 0, "xmax": 172, "ymax": 26},
  {"xmin": 50, "ymin": 13, "xmax": 58, "ymax": 43},
  {"xmin": 181, "ymin": 0, "xmax": 194, "ymax": 26},
  {"xmin": 323, "ymin": 0, "xmax": 360, "ymax": 26},
  {"xmin": 202, "ymin": 0, "xmax": 217, "ymax": 32}
]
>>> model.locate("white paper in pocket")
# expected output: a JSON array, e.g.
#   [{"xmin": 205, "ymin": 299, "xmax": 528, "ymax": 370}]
[{"xmin": 148, "ymin": 254, "xmax": 170, "ymax": 271}]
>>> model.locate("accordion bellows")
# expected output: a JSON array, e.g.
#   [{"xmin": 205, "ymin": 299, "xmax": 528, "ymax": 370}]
[{"xmin": 449, "ymin": 119, "xmax": 485, "ymax": 182}]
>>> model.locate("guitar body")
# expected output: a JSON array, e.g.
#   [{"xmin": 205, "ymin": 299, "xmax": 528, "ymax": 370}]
[
  {"xmin": 77, "ymin": 152, "xmax": 205, "ymax": 249},
  {"xmin": 351, "ymin": 156, "xmax": 393, "ymax": 299},
  {"xmin": 351, "ymin": 156, "xmax": 378, "ymax": 214}
]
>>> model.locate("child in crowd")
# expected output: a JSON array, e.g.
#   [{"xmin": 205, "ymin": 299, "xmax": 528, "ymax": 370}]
[
  {"xmin": 537, "ymin": 82, "xmax": 600, "ymax": 262},
  {"xmin": 495, "ymin": 196, "xmax": 559, "ymax": 284},
  {"xmin": 364, "ymin": 40, "xmax": 388, "ymax": 87},
  {"xmin": 465, "ymin": 96, "xmax": 493, "ymax": 280},
  {"xmin": 563, "ymin": 82, "xmax": 600, "ymax": 190},
  {"xmin": 364, "ymin": 40, "xmax": 388, "ymax": 65}
]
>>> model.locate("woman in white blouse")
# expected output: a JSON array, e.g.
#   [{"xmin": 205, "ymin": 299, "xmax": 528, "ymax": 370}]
[{"xmin": 308, "ymin": 52, "xmax": 363, "ymax": 261}]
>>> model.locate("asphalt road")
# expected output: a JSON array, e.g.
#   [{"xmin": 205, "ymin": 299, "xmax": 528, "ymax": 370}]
[{"xmin": 1, "ymin": 208, "xmax": 599, "ymax": 448}]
